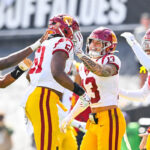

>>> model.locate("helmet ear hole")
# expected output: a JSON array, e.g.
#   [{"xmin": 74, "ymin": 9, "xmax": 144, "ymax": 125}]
[
  {"xmin": 86, "ymin": 46, "xmax": 89, "ymax": 55},
  {"xmin": 64, "ymin": 29, "xmax": 68, "ymax": 34},
  {"xmin": 89, "ymin": 39, "xmax": 93, "ymax": 44},
  {"xmin": 52, "ymin": 22, "xmax": 56, "ymax": 25}
]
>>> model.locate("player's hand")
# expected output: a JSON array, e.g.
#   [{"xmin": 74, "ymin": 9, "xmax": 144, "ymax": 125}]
[
  {"xmin": 79, "ymin": 92, "xmax": 90, "ymax": 108},
  {"xmin": 121, "ymin": 32, "xmax": 137, "ymax": 47},
  {"xmin": 60, "ymin": 115, "xmax": 73, "ymax": 133},
  {"xmin": 40, "ymin": 30, "xmax": 49, "ymax": 43},
  {"xmin": 18, "ymin": 58, "xmax": 32, "ymax": 71},
  {"xmin": 73, "ymin": 31, "xmax": 84, "ymax": 56}
]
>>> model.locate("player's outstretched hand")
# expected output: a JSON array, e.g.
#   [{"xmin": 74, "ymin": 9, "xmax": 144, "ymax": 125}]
[
  {"xmin": 73, "ymin": 31, "xmax": 84, "ymax": 57},
  {"xmin": 18, "ymin": 58, "xmax": 32, "ymax": 71},
  {"xmin": 121, "ymin": 32, "xmax": 137, "ymax": 47},
  {"xmin": 40, "ymin": 30, "xmax": 49, "ymax": 44},
  {"xmin": 60, "ymin": 115, "xmax": 73, "ymax": 133}
]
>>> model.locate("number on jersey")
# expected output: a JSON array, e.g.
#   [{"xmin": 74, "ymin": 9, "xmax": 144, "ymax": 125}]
[
  {"xmin": 29, "ymin": 46, "xmax": 45, "ymax": 74},
  {"xmin": 107, "ymin": 56, "xmax": 115, "ymax": 63},
  {"xmin": 82, "ymin": 77, "xmax": 100, "ymax": 103}
]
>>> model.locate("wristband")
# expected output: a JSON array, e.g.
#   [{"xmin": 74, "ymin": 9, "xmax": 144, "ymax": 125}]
[
  {"xmin": 10, "ymin": 66, "xmax": 25, "ymax": 79},
  {"xmin": 29, "ymin": 40, "xmax": 41, "ymax": 51},
  {"xmin": 73, "ymin": 82, "xmax": 85, "ymax": 96}
]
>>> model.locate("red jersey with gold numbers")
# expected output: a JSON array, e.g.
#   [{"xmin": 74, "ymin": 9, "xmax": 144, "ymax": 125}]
[{"xmin": 79, "ymin": 54, "xmax": 121, "ymax": 108}]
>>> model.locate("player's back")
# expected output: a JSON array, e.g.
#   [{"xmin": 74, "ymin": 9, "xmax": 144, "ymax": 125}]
[{"xmin": 29, "ymin": 37, "xmax": 74, "ymax": 93}]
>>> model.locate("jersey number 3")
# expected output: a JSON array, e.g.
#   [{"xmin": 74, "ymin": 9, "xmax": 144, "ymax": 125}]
[
  {"xmin": 82, "ymin": 77, "xmax": 100, "ymax": 103},
  {"xmin": 29, "ymin": 46, "xmax": 45, "ymax": 74}
]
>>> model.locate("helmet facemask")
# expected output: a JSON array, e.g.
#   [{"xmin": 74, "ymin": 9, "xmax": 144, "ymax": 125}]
[
  {"xmin": 86, "ymin": 38, "xmax": 112, "ymax": 59},
  {"xmin": 142, "ymin": 39, "xmax": 150, "ymax": 56}
]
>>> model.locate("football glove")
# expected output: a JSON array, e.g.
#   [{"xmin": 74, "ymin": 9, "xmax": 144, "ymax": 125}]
[
  {"xmin": 18, "ymin": 58, "xmax": 32, "ymax": 71},
  {"xmin": 73, "ymin": 31, "xmax": 84, "ymax": 58},
  {"xmin": 60, "ymin": 114, "xmax": 73, "ymax": 133},
  {"xmin": 79, "ymin": 92, "xmax": 90, "ymax": 108},
  {"xmin": 60, "ymin": 92, "xmax": 90, "ymax": 133},
  {"xmin": 121, "ymin": 32, "xmax": 137, "ymax": 47}
]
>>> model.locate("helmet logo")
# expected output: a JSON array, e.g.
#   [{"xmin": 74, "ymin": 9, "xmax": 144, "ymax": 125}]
[
  {"xmin": 63, "ymin": 16, "xmax": 73, "ymax": 26},
  {"xmin": 112, "ymin": 33, "xmax": 117, "ymax": 43}
]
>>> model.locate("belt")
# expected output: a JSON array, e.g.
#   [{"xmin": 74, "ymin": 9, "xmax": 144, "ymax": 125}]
[
  {"xmin": 91, "ymin": 105, "xmax": 118, "ymax": 113},
  {"xmin": 89, "ymin": 105, "xmax": 118, "ymax": 124}
]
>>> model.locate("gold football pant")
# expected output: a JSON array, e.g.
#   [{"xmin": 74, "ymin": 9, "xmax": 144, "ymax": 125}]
[
  {"xmin": 146, "ymin": 134, "xmax": 150, "ymax": 149},
  {"xmin": 58, "ymin": 126, "xmax": 78, "ymax": 150},
  {"xmin": 80, "ymin": 108, "xmax": 126, "ymax": 150},
  {"xmin": 25, "ymin": 87, "xmax": 60, "ymax": 150}
]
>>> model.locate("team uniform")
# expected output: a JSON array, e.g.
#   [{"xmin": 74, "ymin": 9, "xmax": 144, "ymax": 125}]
[
  {"xmin": 24, "ymin": 37, "xmax": 74, "ymax": 150},
  {"xmin": 78, "ymin": 54, "xmax": 126, "ymax": 150}
]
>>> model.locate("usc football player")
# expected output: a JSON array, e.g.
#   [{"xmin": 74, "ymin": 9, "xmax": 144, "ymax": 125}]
[
  {"xmin": 24, "ymin": 14, "xmax": 90, "ymax": 150},
  {"xmin": 120, "ymin": 29, "xmax": 150, "ymax": 150},
  {"xmin": 61, "ymin": 27, "xmax": 126, "ymax": 150}
]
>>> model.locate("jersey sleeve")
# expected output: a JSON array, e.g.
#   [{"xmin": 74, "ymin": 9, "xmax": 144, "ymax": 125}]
[
  {"xmin": 131, "ymin": 41, "xmax": 150, "ymax": 71},
  {"xmin": 100, "ymin": 55, "xmax": 121, "ymax": 70},
  {"xmin": 52, "ymin": 38, "xmax": 74, "ymax": 58}
]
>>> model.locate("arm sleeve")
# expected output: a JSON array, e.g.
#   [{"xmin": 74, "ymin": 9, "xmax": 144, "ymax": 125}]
[
  {"xmin": 67, "ymin": 98, "xmax": 88, "ymax": 120},
  {"xmin": 131, "ymin": 41, "xmax": 150, "ymax": 71},
  {"xmin": 119, "ymin": 80, "xmax": 150, "ymax": 101}
]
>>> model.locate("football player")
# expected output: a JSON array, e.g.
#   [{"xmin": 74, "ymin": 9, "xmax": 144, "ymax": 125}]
[
  {"xmin": 0, "ymin": 31, "xmax": 48, "ymax": 88},
  {"xmin": 120, "ymin": 30, "xmax": 150, "ymax": 101},
  {"xmin": 24, "ymin": 14, "xmax": 90, "ymax": 150},
  {"xmin": 61, "ymin": 27, "xmax": 126, "ymax": 150},
  {"xmin": 120, "ymin": 29, "xmax": 150, "ymax": 150}
]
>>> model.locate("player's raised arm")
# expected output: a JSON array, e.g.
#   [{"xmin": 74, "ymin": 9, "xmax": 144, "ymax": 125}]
[
  {"xmin": 0, "ymin": 31, "xmax": 48, "ymax": 70},
  {"xmin": 51, "ymin": 51, "xmax": 75, "ymax": 91},
  {"xmin": 119, "ymin": 88, "xmax": 148, "ymax": 102},
  {"xmin": 121, "ymin": 31, "xmax": 150, "ymax": 71},
  {"xmin": 76, "ymin": 53, "xmax": 118, "ymax": 77}
]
